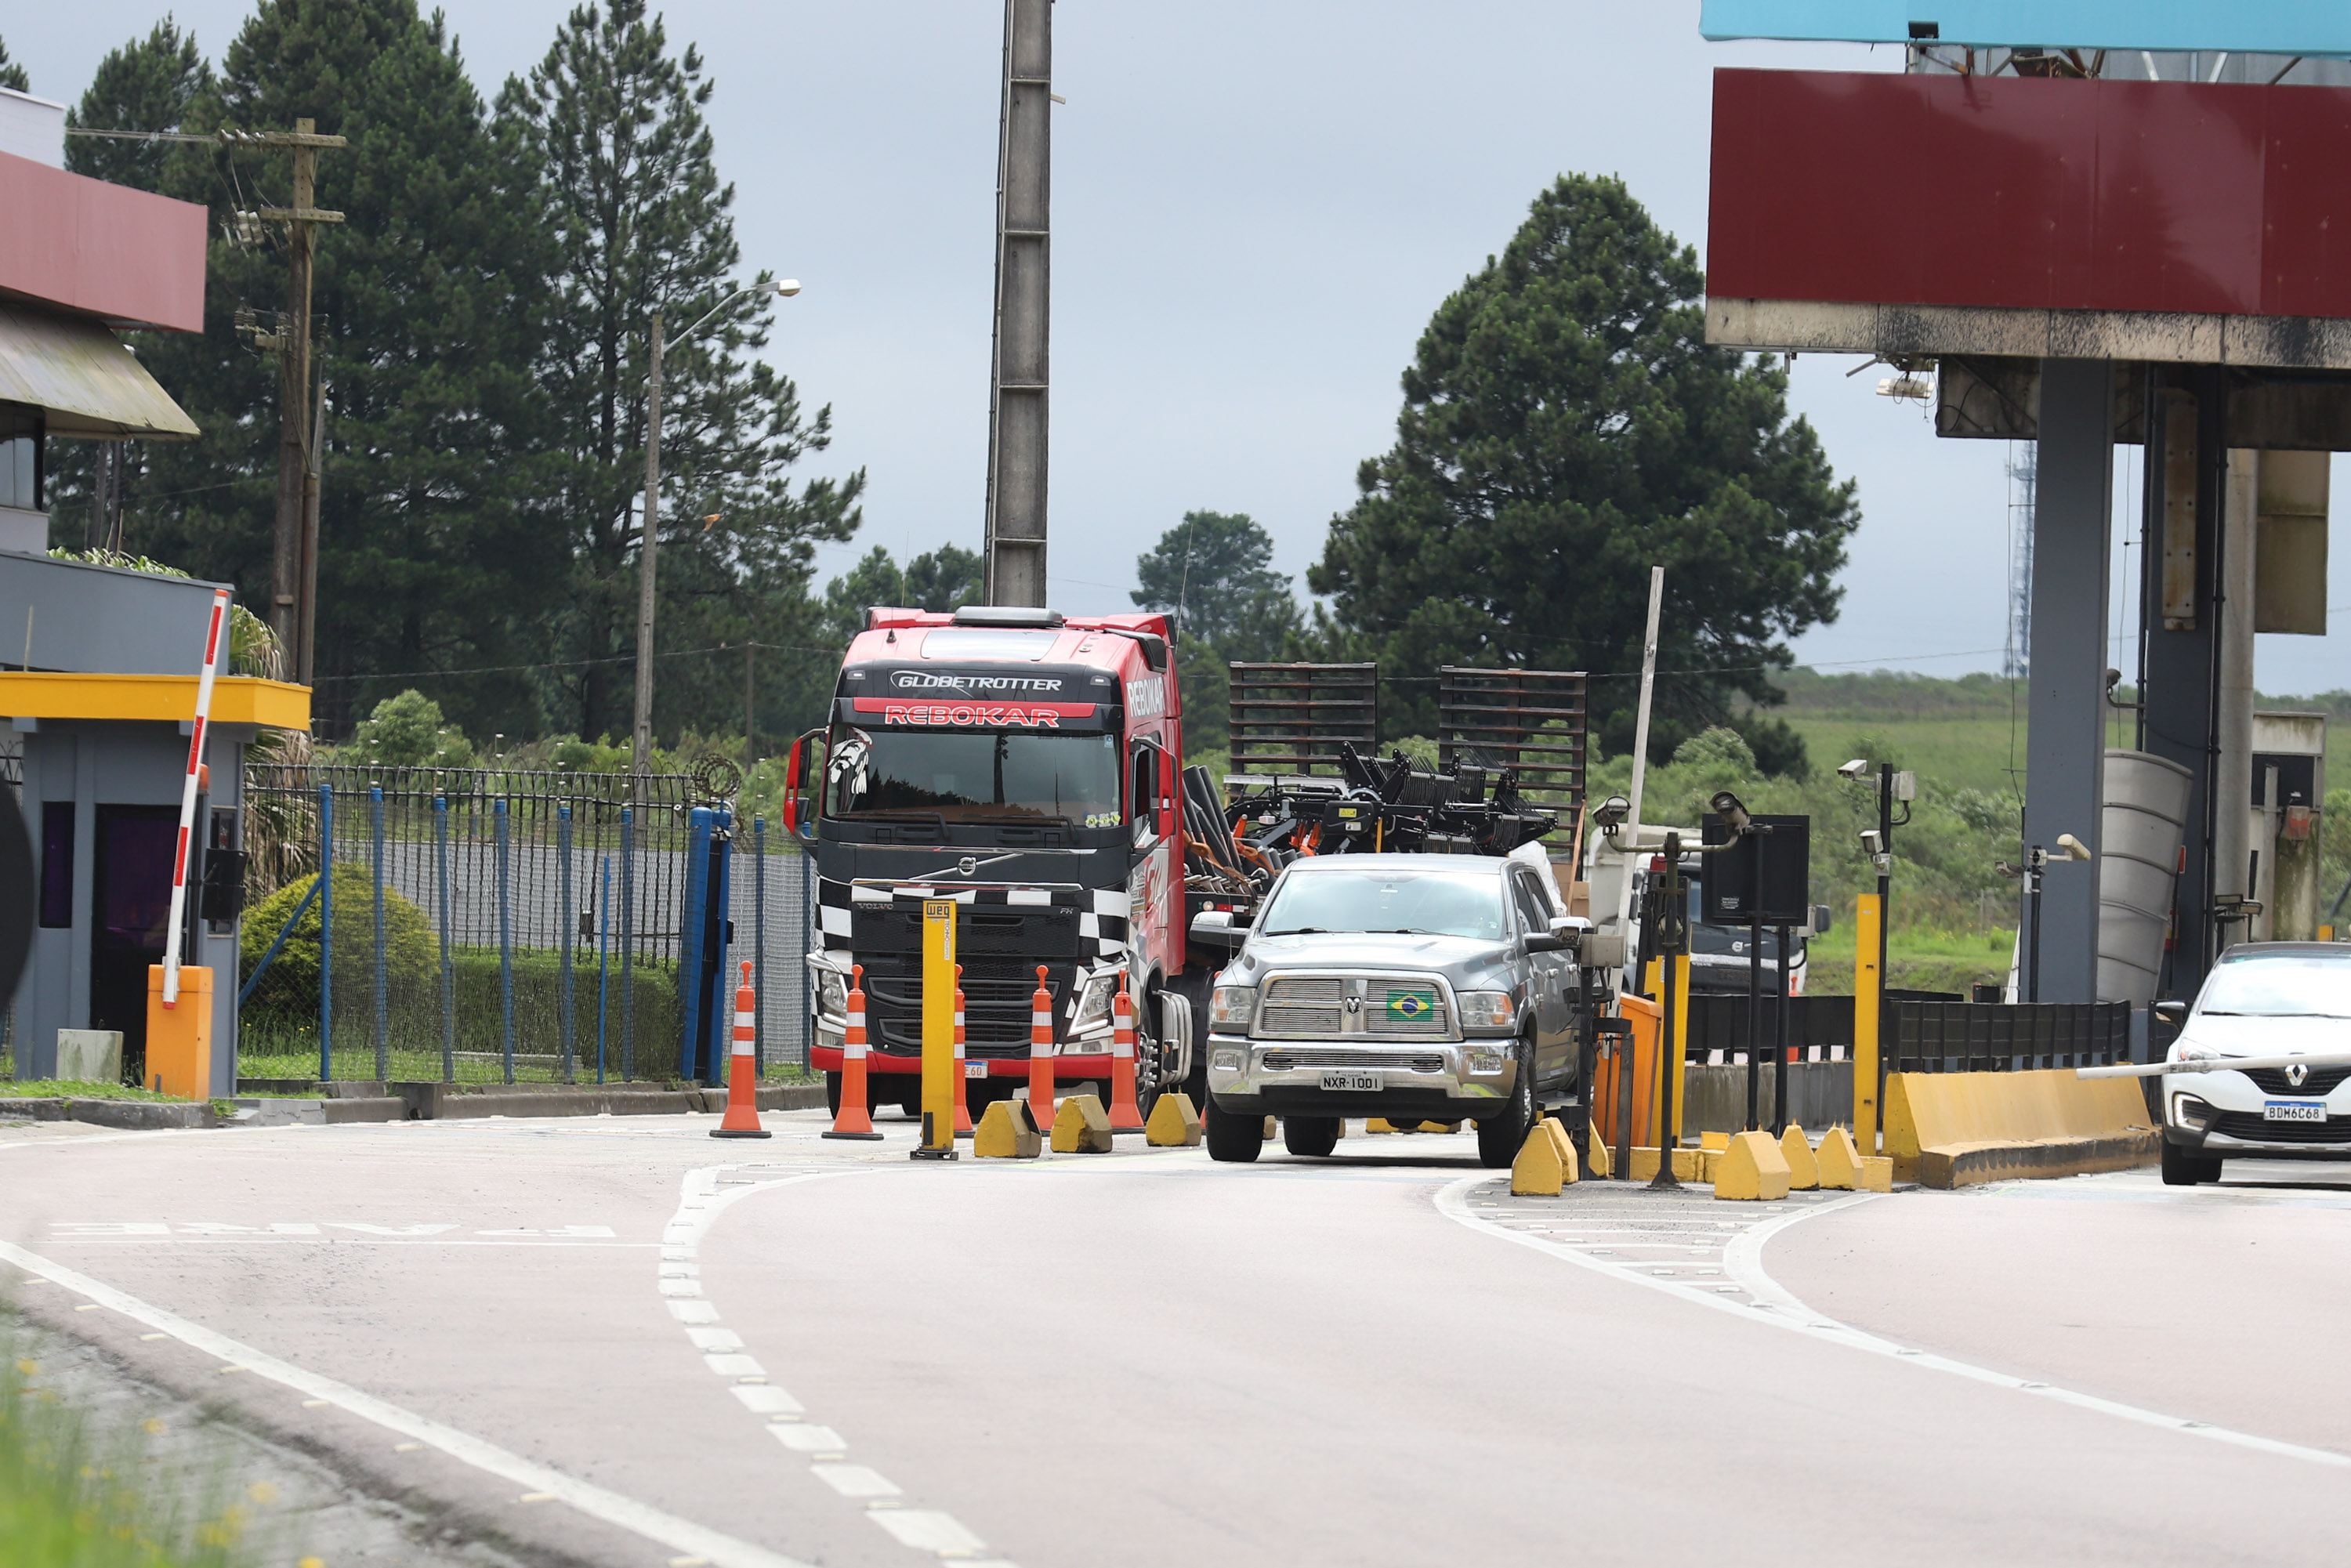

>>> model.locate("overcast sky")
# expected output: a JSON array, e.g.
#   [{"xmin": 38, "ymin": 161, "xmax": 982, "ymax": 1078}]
[{"xmin": 15, "ymin": 2, "xmax": 2351, "ymax": 695}]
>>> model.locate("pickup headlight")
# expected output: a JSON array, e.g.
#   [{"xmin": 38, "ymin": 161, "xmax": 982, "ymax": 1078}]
[
  {"xmin": 814, "ymin": 965, "xmax": 847, "ymax": 1019},
  {"xmin": 1070, "ymin": 969, "xmax": 1118, "ymax": 1030},
  {"xmin": 1465, "ymin": 1049, "xmax": 1509, "ymax": 1075},
  {"xmin": 1209, "ymin": 986, "xmax": 1257, "ymax": 1029},
  {"xmin": 1457, "ymin": 990, "xmax": 1514, "ymax": 1030}
]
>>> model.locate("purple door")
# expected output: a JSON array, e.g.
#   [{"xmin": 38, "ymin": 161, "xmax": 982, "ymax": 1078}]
[{"xmin": 90, "ymin": 805, "xmax": 179, "ymax": 1079}]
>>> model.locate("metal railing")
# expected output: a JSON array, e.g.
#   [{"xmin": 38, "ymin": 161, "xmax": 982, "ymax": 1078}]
[{"xmin": 1675, "ymin": 994, "xmax": 2131, "ymax": 1072}]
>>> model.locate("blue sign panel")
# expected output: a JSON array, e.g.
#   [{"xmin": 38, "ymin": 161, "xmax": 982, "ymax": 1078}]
[{"xmin": 1701, "ymin": 2, "xmax": 2351, "ymax": 54}]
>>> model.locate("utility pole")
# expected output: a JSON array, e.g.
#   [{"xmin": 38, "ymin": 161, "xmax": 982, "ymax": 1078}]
[
  {"xmin": 635, "ymin": 310, "xmax": 664, "ymax": 776},
  {"xmin": 983, "ymin": 0, "xmax": 1052, "ymax": 607},
  {"xmin": 299, "ymin": 360, "xmax": 328, "ymax": 686},
  {"xmin": 230, "ymin": 119, "xmax": 345, "ymax": 676}
]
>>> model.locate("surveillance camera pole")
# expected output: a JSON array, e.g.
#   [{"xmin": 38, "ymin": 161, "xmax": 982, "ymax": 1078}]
[{"xmin": 2025, "ymin": 846, "xmax": 2049, "ymax": 1004}]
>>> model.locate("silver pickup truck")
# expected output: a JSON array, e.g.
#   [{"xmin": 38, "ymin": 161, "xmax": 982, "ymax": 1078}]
[{"xmin": 1196, "ymin": 853, "xmax": 1585, "ymax": 1168}]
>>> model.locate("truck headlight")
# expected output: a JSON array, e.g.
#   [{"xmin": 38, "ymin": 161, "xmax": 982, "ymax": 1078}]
[
  {"xmin": 1209, "ymin": 987, "xmax": 1256, "ymax": 1029},
  {"xmin": 1070, "ymin": 969, "xmax": 1118, "ymax": 1030},
  {"xmin": 1457, "ymin": 990, "xmax": 1513, "ymax": 1030},
  {"xmin": 814, "ymin": 965, "xmax": 847, "ymax": 1019}
]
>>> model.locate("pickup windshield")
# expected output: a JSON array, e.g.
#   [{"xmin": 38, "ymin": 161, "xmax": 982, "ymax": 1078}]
[
  {"xmin": 1259, "ymin": 869, "xmax": 1507, "ymax": 941},
  {"xmin": 824, "ymin": 726, "xmax": 1122, "ymax": 825}
]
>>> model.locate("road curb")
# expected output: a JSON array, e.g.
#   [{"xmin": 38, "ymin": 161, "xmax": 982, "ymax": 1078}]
[{"xmin": 0, "ymin": 1098, "xmax": 216, "ymax": 1130}]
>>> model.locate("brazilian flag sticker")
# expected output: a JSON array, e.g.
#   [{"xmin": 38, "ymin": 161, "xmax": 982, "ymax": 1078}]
[{"xmin": 1385, "ymin": 986, "xmax": 1438, "ymax": 1022}]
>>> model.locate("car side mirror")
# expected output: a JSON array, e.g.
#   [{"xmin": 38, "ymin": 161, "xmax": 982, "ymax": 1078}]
[
  {"xmin": 2154, "ymin": 1000, "xmax": 2188, "ymax": 1023},
  {"xmin": 1811, "ymin": 904, "xmax": 1833, "ymax": 936},
  {"xmin": 1523, "ymin": 933, "xmax": 1568, "ymax": 955}
]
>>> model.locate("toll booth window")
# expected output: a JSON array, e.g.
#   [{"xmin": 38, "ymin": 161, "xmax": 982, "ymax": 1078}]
[
  {"xmin": 0, "ymin": 405, "xmax": 42, "ymax": 512},
  {"xmin": 40, "ymin": 801, "xmax": 72, "ymax": 927},
  {"xmin": 826, "ymin": 726, "xmax": 1121, "ymax": 823}
]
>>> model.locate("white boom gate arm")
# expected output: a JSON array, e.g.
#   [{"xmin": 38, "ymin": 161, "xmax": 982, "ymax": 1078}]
[
  {"xmin": 162, "ymin": 588, "xmax": 230, "ymax": 1007},
  {"xmin": 2081, "ymin": 1050, "xmax": 2351, "ymax": 1080}
]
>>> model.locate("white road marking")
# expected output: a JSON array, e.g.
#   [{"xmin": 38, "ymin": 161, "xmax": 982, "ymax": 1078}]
[
  {"xmin": 870, "ymin": 1511, "xmax": 990, "ymax": 1553},
  {"xmin": 809, "ymin": 1463, "xmax": 900, "ymax": 1498},
  {"xmin": 770, "ymin": 1425, "xmax": 847, "ymax": 1452},
  {"xmin": 1436, "ymin": 1175, "xmax": 2351, "ymax": 1470},
  {"xmin": 0, "ymin": 1238, "xmax": 815, "ymax": 1568},
  {"xmin": 705, "ymin": 1354, "xmax": 764, "ymax": 1377},
  {"xmin": 730, "ymin": 1385, "xmax": 803, "ymax": 1416}
]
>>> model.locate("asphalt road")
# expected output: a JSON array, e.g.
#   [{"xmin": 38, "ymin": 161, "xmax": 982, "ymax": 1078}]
[{"xmin": 2, "ymin": 1111, "xmax": 2347, "ymax": 1567}]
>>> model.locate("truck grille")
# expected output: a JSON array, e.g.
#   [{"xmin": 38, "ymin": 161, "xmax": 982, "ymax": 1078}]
[
  {"xmin": 1257, "ymin": 976, "xmax": 1345, "ymax": 1037},
  {"xmin": 1251, "ymin": 975, "xmax": 1454, "ymax": 1040},
  {"xmin": 1261, "ymin": 1048, "xmax": 1446, "ymax": 1074},
  {"xmin": 857, "ymin": 955, "xmax": 1069, "ymax": 1059},
  {"xmin": 2242, "ymin": 1066, "xmax": 2351, "ymax": 1096}
]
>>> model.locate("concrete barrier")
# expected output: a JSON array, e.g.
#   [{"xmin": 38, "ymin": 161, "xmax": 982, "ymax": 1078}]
[
  {"xmin": 1713, "ymin": 1130, "xmax": 1791, "ymax": 1201},
  {"xmin": 1885, "ymin": 1068, "xmax": 2157, "ymax": 1189}
]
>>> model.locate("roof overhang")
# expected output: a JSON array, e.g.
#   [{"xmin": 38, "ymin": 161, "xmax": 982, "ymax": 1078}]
[
  {"xmin": 0, "ymin": 307, "xmax": 200, "ymax": 438},
  {"xmin": 0, "ymin": 672, "xmax": 310, "ymax": 730},
  {"xmin": 0, "ymin": 148, "xmax": 205, "ymax": 333},
  {"xmin": 1705, "ymin": 71, "xmax": 2351, "ymax": 370},
  {"xmin": 1699, "ymin": 2, "xmax": 2351, "ymax": 53}
]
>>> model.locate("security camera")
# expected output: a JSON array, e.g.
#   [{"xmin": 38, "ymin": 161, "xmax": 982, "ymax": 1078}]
[
  {"xmin": 1710, "ymin": 791, "xmax": 1751, "ymax": 832},
  {"xmin": 2056, "ymin": 833, "xmax": 2092, "ymax": 862},
  {"xmin": 1591, "ymin": 795, "xmax": 1630, "ymax": 833},
  {"xmin": 1837, "ymin": 759, "xmax": 1870, "ymax": 780},
  {"xmin": 1860, "ymin": 829, "xmax": 1885, "ymax": 855}
]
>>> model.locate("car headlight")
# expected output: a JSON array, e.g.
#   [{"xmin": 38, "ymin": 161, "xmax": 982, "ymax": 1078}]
[
  {"xmin": 1070, "ymin": 969, "xmax": 1118, "ymax": 1030},
  {"xmin": 1457, "ymin": 990, "xmax": 1513, "ymax": 1030},
  {"xmin": 2172, "ymin": 1093, "xmax": 2212, "ymax": 1128},
  {"xmin": 1211, "ymin": 1048, "xmax": 1245, "ymax": 1073},
  {"xmin": 815, "ymin": 965, "xmax": 847, "ymax": 1019},
  {"xmin": 1210, "ymin": 986, "xmax": 1257, "ymax": 1029}
]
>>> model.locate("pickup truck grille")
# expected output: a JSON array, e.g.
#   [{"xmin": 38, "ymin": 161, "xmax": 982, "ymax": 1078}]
[
  {"xmin": 1262, "ymin": 1048, "xmax": 1446, "ymax": 1074},
  {"xmin": 1252, "ymin": 975, "xmax": 1454, "ymax": 1040}
]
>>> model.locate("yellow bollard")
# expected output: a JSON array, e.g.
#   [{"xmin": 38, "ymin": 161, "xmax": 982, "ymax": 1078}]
[
  {"xmin": 915, "ymin": 900, "xmax": 958, "ymax": 1160},
  {"xmin": 1855, "ymin": 893, "xmax": 1883, "ymax": 1154},
  {"xmin": 1713, "ymin": 1130, "xmax": 1791, "ymax": 1201},
  {"xmin": 974, "ymin": 1099, "xmax": 1042, "ymax": 1158},
  {"xmin": 1780, "ymin": 1124, "xmax": 1820, "ymax": 1190},
  {"xmin": 1418, "ymin": 1121, "xmax": 1462, "ymax": 1134},
  {"xmin": 1814, "ymin": 1125, "xmax": 1863, "ymax": 1190},
  {"xmin": 1052, "ymin": 1094, "xmax": 1116, "ymax": 1153},
  {"xmin": 1262, "ymin": 1116, "xmax": 1278, "ymax": 1139},
  {"xmin": 1365, "ymin": 1118, "xmax": 1400, "ymax": 1135},
  {"xmin": 1511, "ymin": 1123, "xmax": 1576, "ymax": 1194},
  {"xmin": 1145, "ymin": 1092, "xmax": 1204, "ymax": 1147},
  {"xmin": 1859, "ymin": 1155, "xmax": 1894, "ymax": 1193},
  {"xmin": 1583, "ymin": 1128, "xmax": 1612, "ymax": 1179},
  {"xmin": 145, "ymin": 965, "xmax": 213, "ymax": 1099},
  {"xmin": 1541, "ymin": 1117, "xmax": 1578, "ymax": 1180}
]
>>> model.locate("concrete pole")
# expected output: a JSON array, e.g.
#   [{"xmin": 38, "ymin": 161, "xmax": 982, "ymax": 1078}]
[
  {"xmin": 984, "ymin": 0, "xmax": 1052, "ymax": 607},
  {"xmin": 270, "ymin": 121, "xmax": 320, "ymax": 658},
  {"xmin": 634, "ymin": 311, "xmax": 664, "ymax": 776},
  {"xmin": 2022, "ymin": 358, "xmax": 2113, "ymax": 1003},
  {"xmin": 2212, "ymin": 449, "xmax": 2259, "ymax": 936}
]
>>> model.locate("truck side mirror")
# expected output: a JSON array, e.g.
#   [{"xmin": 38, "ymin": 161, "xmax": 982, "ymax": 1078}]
[
  {"xmin": 782, "ymin": 729, "xmax": 821, "ymax": 840},
  {"xmin": 1812, "ymin": 903, "xmax": 1833, "ymax": 936}
]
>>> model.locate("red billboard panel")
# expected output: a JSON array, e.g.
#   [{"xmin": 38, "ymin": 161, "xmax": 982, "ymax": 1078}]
[
  {"xmin": 1708, "ymin": 71, "xmax": 2351, "ymax": 323},
  {"xmin": 0, "ymin": 150, "xmax": 207, "ymax": 333}
]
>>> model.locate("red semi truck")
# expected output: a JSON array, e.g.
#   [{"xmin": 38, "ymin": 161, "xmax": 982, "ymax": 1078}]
[{"xmin": 781, "ymin": 605, "xmax": 1202, "ymax": 1119}]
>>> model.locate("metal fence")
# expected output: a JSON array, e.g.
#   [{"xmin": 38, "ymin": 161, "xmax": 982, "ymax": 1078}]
[
  {"xmin": 1673, "ymin": 994, "xmax": 2131, "ymax": 1072},
  {"xmin": 239, "ymin": 765, "xmax": 813, "ymax": 1085}
]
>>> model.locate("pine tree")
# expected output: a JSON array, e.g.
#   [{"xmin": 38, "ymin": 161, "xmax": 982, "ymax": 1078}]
[
  {"xmin": 0, "ymin": 35, "xmax": 27, "ymax": 92},
  {"xmin": 82, "ymin": 0, "xmax": 565, "ymax": 737},
  {"xmin": 63, "ymin": 20, "xmax": 212, "ymax": 188},
  {"xmin": 1310, "ymin": 175, "xmax": 1858, "ymax": 773},
  {"xmin": 498, "ymin": 1, "xmax": 860, "ymax": 745}
]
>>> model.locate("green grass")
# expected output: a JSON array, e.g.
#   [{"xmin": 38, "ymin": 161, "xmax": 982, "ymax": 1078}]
[
  {"xmin": 1807, "ymin": 928, "xmax": 2016, "ymax": 997},
  {"xmin": 0, "ymin": 1082, "xmax": 189, "ymax": 1103}
]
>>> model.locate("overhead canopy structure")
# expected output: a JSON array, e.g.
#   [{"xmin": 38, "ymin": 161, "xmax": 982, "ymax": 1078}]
[
  {"xmin": 1700, "ymin": 2, "xmax": 2351, "ymax": 53},
  {"xmin": 0, "ymin": 307, "xmax": 200, "ymax": 439}
]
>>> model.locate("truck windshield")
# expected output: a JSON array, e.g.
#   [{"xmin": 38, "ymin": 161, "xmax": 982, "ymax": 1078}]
[
  {"xmin": 824, "ymin": 726, "xmax": 1122, "ymax": 824},
  {"xmin": 1259, "ymin": 869, "xmax": 1507, "ymax": 941}
]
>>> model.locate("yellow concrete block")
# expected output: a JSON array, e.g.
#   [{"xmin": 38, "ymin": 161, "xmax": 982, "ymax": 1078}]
[
  {"xmin": 1628, "ymin": 1146, "xmax": 1703, "ymax": 1182},
  {"xmin": 1144, "ymin": 1092, "xmax": 1203, "ymax": 1147},
  {"xmin": 1885, "ymin": 1068, "xmax": 2157, "ymax": 1186},
  {"xmin": 1780, "ymin": 1124, "xmax": 1820, "ymax": 1191},
  {"xmin": 1700, "ymin": 1130, "xmax": 1731, "ymax": 1153},
  {"xmin": 145, "ymin": 965, "xmax": 213, "ymax": 1099},
  {"xmin": 1584, "ymin": 1132, "xmax": 1612, "ymax": 1179},
  {"xmin": 1540, "ymin": 1117, "xmax": 1580, "ymax": 1184},
  {"xmin": 1262, "ymin": 1116, "xmax": 1279, "ymax": 1139},
  {"xmin": 1512, "ymin": 1124, "xmax": 1572, "ymax": 1195},
  {"xmin": 1630, "ymin": 1146, "xmax": 1659, "ymax": 1182},
  {"xmin": 1859, "ymin": 1155, "xmax": 1893, "ymax": 1193},
  {"xmin": 973, "ymin": 1100, "xmax": 1041, "ymax": 1159},
  {"xmin": 1418, "ymin": 1121, "xmax": 1462, "ymax": 1134},
  {"xmin": 1714, "ymin": 1129, "xmax": 1792, "ymax": 1201},
  {"xmin": 1052, "ymin": 1095, "xmax": 1116, "ymax": 1153},
  {"xmin": 1365, "ymin": 1117, "xmax": 1400, "ymax": 1135},
  {"xmin": 1696, "ymin": 1147, "xmax": 1722, "ymax": 1183},
  {"xmin": 1814, "ymin": 1125, "xmax": 1863, "ymax": 1190}
]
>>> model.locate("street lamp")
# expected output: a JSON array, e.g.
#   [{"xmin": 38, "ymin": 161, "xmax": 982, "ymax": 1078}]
[{"xmin": 634, "ymin": 277, "xmax": 802, "ymax": 776}]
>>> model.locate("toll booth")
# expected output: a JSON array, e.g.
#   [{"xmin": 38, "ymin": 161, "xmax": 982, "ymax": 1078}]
[{"xmin": 1, "ymin": 552, "xmax": 310, "ymax": 1094}]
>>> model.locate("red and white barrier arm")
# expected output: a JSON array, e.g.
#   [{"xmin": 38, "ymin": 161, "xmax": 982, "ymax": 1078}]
[{"xmin": 162, "ymin": 588, "xmax": 231, "ymax": 1008}]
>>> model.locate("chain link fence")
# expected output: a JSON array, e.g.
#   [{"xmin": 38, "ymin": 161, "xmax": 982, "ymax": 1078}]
[{"xmin": 239, "ymin": 766, "xmax": 812, "ymax": 1085}]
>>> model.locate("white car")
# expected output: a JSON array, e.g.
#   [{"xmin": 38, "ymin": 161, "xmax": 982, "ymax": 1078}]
[{"xmin": 2161, "ymin": 943, "xmax": 2351, "ymax": 1186}]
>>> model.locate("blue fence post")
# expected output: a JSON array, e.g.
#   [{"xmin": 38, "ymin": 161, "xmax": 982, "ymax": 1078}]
[
  {"xmin": 597, "ymin": 854, "xmax": 611, "ymax": 1085},
  {"xmin": 754, "ymin": 817, "xmax": 766, "ymax": 1077},
  {"xmin": 435, "ymin": 795, "xmax": 454, "ymax": 1082},
  {"xmin": 495, "ymin": 798, "xmax": 515, "ymax": 1085},
  {"xmin": 558, "ymin": 804, "xmax": 576, "ymax": 1083},
  {"xmin": 318, "ymin": 784, "xmax": 334, "ymax": 1082},
  {"xmin": 370, "ymin": 785, "xmax": 388, "ymax": 1082},
  {"xmin": 619, "ymin": 807, "xmax": 636, "ymax": 1081},
  {"xmin": 678, "ymin": 806, "xmax": 712, "ymax": 1083}
]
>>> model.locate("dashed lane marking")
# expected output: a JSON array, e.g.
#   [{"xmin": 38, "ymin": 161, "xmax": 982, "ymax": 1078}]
[
  {"xmin": 1436, "ymin": 1175, "xmax": 2351, "ymax": 1471},
  {"xmin": 0, "ymin": 1237, "xmax": 813, "ymax": 1568}
]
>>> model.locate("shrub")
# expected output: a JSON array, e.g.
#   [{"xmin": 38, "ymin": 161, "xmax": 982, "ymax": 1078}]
[{"xmin": 240, "ymin": 864, "xmax": 435, "ymax": 998}]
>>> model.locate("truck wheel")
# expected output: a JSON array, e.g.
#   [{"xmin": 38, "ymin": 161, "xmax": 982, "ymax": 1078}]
[
  {"xmin": 1475, "ymin": 1041, "xmax": 1537, "ymax": 1169},
  {"xmin": 1282, "ymin": 1116, "xmax": 1340, "ymax": 1157},
  {"xmin": 824, "ymin": 1071, "xmax": 842, "ymax": 1118},
  {"xmin": 1204, "ymin": 1100, "xmax": 1264, "ymax": 1163}
]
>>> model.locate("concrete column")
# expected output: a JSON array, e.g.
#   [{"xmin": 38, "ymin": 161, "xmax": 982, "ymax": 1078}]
[
  {"xmin": 2023, "ymin": 359, "xmax": 2114, "ymax": 1003},
  {"xmin": 2212, "ymin": 450, "xmax": 2259, "ymax": 947}
]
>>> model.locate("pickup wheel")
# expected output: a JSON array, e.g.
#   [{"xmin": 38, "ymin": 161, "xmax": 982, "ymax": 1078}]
[
  {"xmin": 1475, "ymin": 1040, "xmax": 1538, "ymax": 1169},
  {"xmin": 1281, "ymin": 1115, "xmax": 1340, "ymax": 1157},
  {"xmin": 1204, "ymin": 1099, "xmax": 1265, "ymax": 1163}
]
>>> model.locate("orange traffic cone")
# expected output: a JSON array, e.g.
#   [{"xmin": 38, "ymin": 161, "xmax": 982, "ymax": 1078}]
[
  {"xmin": 712, "ymin": 961, "xmax": 771, "ymax": 1139},
  {"xmin": 823, "ymin": 963, "xmax": 883, "ymax": 1141},
  {"xmin": 1107, "ymin": 969, "xmax": 1145, "ymax": 1134},
  {"xmin": 1027, "ymin": 965, "xmax": 1056, "ymax": 1131},
  {"xmin": 952, "ymin": 964, "xmax": 974, "ymax": 1137}
]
